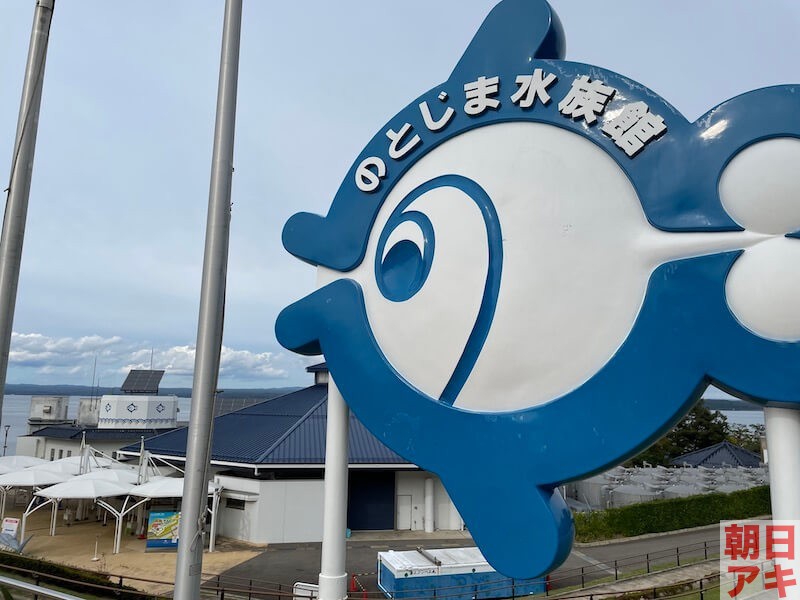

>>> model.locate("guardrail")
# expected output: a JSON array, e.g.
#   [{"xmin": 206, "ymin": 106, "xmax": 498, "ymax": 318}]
[{"xmin": 0, "ymin": 573, "xmax": 85, "ymax": 600}]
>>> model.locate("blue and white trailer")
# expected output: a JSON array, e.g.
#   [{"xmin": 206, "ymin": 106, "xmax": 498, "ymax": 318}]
[{"xmin": 377, "ymin": 547, "xmax": 547, "ymax": 600}]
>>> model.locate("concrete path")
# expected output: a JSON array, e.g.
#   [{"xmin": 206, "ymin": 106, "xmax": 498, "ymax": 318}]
[{"xmin": 550, "ymin": 560, "xmax": 720, "ymax": 599}]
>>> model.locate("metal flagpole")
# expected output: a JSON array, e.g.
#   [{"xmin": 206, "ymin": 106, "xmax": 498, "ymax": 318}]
[
  {"xmin": 0, "ymin": 0, "xmax": 55, "ymax": 419},
  {"xmin": 319, "ymin": 377, "xmax": 350, "ymax": 600},
  {"xmin": 173, "ymin": 0, "xmax": 242, "ymax": 597}
]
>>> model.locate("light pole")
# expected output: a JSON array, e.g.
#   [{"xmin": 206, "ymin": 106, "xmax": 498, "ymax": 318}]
[
  {"xmin": 3, "ymin": 424, "xmax": 11, "ymax": 456},
  {"xmin": 174, "ymin": 0, "xmax": 241, "ymax": 595}
]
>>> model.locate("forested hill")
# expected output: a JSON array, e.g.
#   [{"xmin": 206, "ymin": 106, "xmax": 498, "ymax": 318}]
[
  {"xmin": 2, "ymin": 385, "xmax": 763, "ymax": 408},
  {"xmin": 704, "ymin": 397, "xmax": 761, "ymax": 411},
  {"xmin": 4, "ymin": 383, "xmax": 300, "ymax": 400}
]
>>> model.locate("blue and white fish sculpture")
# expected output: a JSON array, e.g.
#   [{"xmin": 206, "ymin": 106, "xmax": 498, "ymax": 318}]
[{"xmin": 277, "ymin": 0, "xmax": 800, "ymax": 578}]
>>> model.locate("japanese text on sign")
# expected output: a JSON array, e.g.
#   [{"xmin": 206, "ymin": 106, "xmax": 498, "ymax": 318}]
[
  {"xmin": 355, "ymin": 71, "xmax": 668, "ymax": 192},
  {"xmin": 721, "ymin": 520, "xmax": 800, "ymax": 600}
]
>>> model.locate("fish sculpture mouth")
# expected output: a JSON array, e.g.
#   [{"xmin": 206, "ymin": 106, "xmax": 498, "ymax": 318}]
[{"xmin": 276, "ymin": 0, "xmax": 800, "ymax": 581}]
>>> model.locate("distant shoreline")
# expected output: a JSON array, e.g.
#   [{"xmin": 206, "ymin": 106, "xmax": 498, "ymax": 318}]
[
  {"xmin": 3, "ymin": 383, "xmax": 301, "ymax": 400},
  {"xmin": 2, "ymin": 384, "xmax": 763, "ymax": 411},
  {"xmin": 703, "ymin": 398, "xmax": 761, "ymax": 412}
]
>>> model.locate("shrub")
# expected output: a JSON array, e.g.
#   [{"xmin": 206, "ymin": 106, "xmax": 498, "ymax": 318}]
[
  {"xmin": 574, "ymin": 486, "xmax": 770, "ymax": 542},
  {"xmin": 0, "ymin": 551, "xmax": 158, "ymax": 599}
]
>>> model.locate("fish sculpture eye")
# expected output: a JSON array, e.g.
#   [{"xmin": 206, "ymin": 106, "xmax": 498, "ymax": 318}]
[{"xmin": 376, "ymin": 210, "xmax": 434, "ymax": 303}]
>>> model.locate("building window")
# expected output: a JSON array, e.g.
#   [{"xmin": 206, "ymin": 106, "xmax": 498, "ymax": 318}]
[
  {"xmin": 66, "ymin": 451, "xmax": 72, "ymax": 458},
  {"xmin": 58, "ymin": 449, "xmax": 63, "ymax": 459},
  {"xmin": 49, "ymin": 449, "xmax": 55, "ymax": 461},
  {"xmin": 226, "ymin": 498, "xmax": 246, "ymax": 510}
]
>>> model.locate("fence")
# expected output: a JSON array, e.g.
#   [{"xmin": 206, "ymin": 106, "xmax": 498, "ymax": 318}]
[
  {"xmin": 0, "ymin": 538, "xmax": 722, "ymax": 600},
  {"xmin": 544, "ymin": 539, "xmax": 720, "ymax": 592}
]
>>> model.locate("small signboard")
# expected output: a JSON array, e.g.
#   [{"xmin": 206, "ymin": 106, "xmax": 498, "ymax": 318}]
[
  {"xmin": 146, "ymin": 511, "xmax": 180, "ymax": 551},
  {"xmin": 1, "ymin": 518, "xmax": 19, "ymax": 538},
  {"xmin": 293, "ymin": 582, "xmax": 319, "ymax": 600}
]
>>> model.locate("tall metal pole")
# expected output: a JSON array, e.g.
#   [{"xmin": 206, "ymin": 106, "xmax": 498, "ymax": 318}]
[
  {"xmin": 319, "ymin": 377, "xmax": 350, "ymax": 600},
  {"xmin": 0, "ymin": 0, "xmax": 55, "ymax": 420},
  {"xmin": 173, "ymin": 1, "xmax": 242, "ymax": 598}
]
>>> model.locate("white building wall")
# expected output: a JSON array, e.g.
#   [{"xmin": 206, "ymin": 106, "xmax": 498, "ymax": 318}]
[
  {"xmin": 433, "ymin": 478, "xmax": 463, "ymax": 531},
  {"xmin": 279, "ymin": 481, "xmax": 325, "ymax": 542},
  {"xmin": 215, "ymin": 475, "xmax": 324, "ymax": 545},
  {"xmin": 77, "ymin": 398, "xmax": 100, "ymax": 427},
  {"xmin": 395, "ymin": 472, "xmax": 462, "ymax": 532},
  {"xmin": 216, "ymin": 476, "xmax": 263, "ymax": 545},
  {"xmin": 15, "ymin": 437, "xmax": 136, "ymax": 461},
  {"xmin": 395, "ymin": 471, "xmax": 426, "ymax": 531},
  {"xmin": 29, "ymin": 396, "xmax": 69, "ymax": 420},
  {"xmin": 97, "ymin": 395, "xmax": 178, "ymax": 429},
  {"xmin": 15, "ymin": 437, "xmax": 39, "ymax": 458}
]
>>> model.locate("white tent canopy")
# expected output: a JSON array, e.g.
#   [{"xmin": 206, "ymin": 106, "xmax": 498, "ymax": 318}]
[
  {"xmin": 27, "ymin": 455, "xmax": 115, "ymax": 476},
  {"xmin": 0, "ymin": 456, "xmax": 46, "ymax": 474},
  {"xmin": 27, "ymin": 460, "xmax": 81, "ymax": 476},
  {"xmin": 0, "ymin": 469, "xmax": 70, "ymax": 520},
  {"xmin": 0, "ymin": 470, "xmax": 68, "ymax": 488},
  {"xmin": 28, "ymin": 478, "xmax": 135, "ymax": 552},
  {"xmin": 129, "ymin": 476, "xmax": 216, "ymax": 498},
  {"xmin": 9, "ymin": 447, "xmax": 210, "ymax": 555},
  {"xmin": 74, "ymin": 469, "xmax": 140, "ymax": 485},
  {"xmin": 35, "ymin": 478, "xmax": 133, "ymax": 500}
]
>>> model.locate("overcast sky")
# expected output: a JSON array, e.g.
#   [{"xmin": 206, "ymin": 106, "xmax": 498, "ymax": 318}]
[{"xmin": 0, "ymin": 1, "xmax": 798, "ymax": 390}]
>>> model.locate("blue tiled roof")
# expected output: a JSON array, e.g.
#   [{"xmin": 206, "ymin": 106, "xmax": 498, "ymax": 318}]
[
  {"xmin": 671, "ymin": 440, "xmax": 762, "ymax": 468},
  {"xmin": 126, "ymin": 385, "xmax": 411, "ymax": 467}
]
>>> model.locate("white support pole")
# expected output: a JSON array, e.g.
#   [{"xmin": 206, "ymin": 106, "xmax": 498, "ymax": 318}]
[
  {"xmin": 424, "ymin": 478, "xmax": 434, "ymax": 533},
  {"xmin": 115, "ymin": 515, "xmax": 122, "ymax": 554},
  {"xmin": 209, "ymin": 487, "xmax": 220, "ymax": 553},
  {"xmin": 764, "ymin": 407, "xmax": 800, "ymax": 519},
  {"xmin": 20, "ymin": 496, "xmax": 35, "ymax": 541},
  {"xmin": 49, "ymin": 501, "xmax": 56, "ymax": 536},
  {"xmin": 318, "ymin": 377, "xmax": 350, "ymax": 600},
  {"xmin": 136, "ymin": 503, "xmax": 145, "ymax": 537}
]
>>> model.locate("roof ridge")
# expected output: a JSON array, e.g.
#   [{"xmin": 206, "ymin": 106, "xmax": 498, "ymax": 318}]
[
  {"xmin": 253, "ymin": 392, "xmax": 328, "ymax": 463},
  {"xmin": 223, "ymin": 385, "xmax": 320, "ymax": 416}
]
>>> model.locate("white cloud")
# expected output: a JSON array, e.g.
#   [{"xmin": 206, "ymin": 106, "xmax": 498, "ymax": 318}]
[
  {"xmin": 122, "ymin": 345, "xmax": 293, "ymax": 380},
  {"xmin": 8, "ymin": 332, "xmax": 311, "ymax": 388}
]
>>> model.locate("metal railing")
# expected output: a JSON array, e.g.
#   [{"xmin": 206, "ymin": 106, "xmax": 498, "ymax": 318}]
[
  {"xmin": 545, "ymin": 539, "xmax": 720, "ymax": 593},
  {"xmin": 0, "ymin": 538, "xmax": 722, "ymax": 600}
]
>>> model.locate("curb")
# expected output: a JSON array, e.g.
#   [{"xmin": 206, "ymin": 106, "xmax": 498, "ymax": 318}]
[
  {"xmin": 574, "ymin": 515, "xmax": 771, "ymax": 547},
  {"xmin": 574, "ymin": 523, "xmax": 720, "ymax": 548}
]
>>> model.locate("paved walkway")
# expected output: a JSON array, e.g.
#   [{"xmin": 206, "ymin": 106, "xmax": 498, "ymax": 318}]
[{"xmin": 551, "ymin": 560, "xmax": 720, "ymax": 599}]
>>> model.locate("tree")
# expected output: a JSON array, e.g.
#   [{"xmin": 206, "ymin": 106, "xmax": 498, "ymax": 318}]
[
  {"xmin": 727, "ymin": 423, "xmax": 765, "ymax": 454},
  {"xmin": 628, "ymin": 401, "xmax": 728, "ymax": 466}
]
